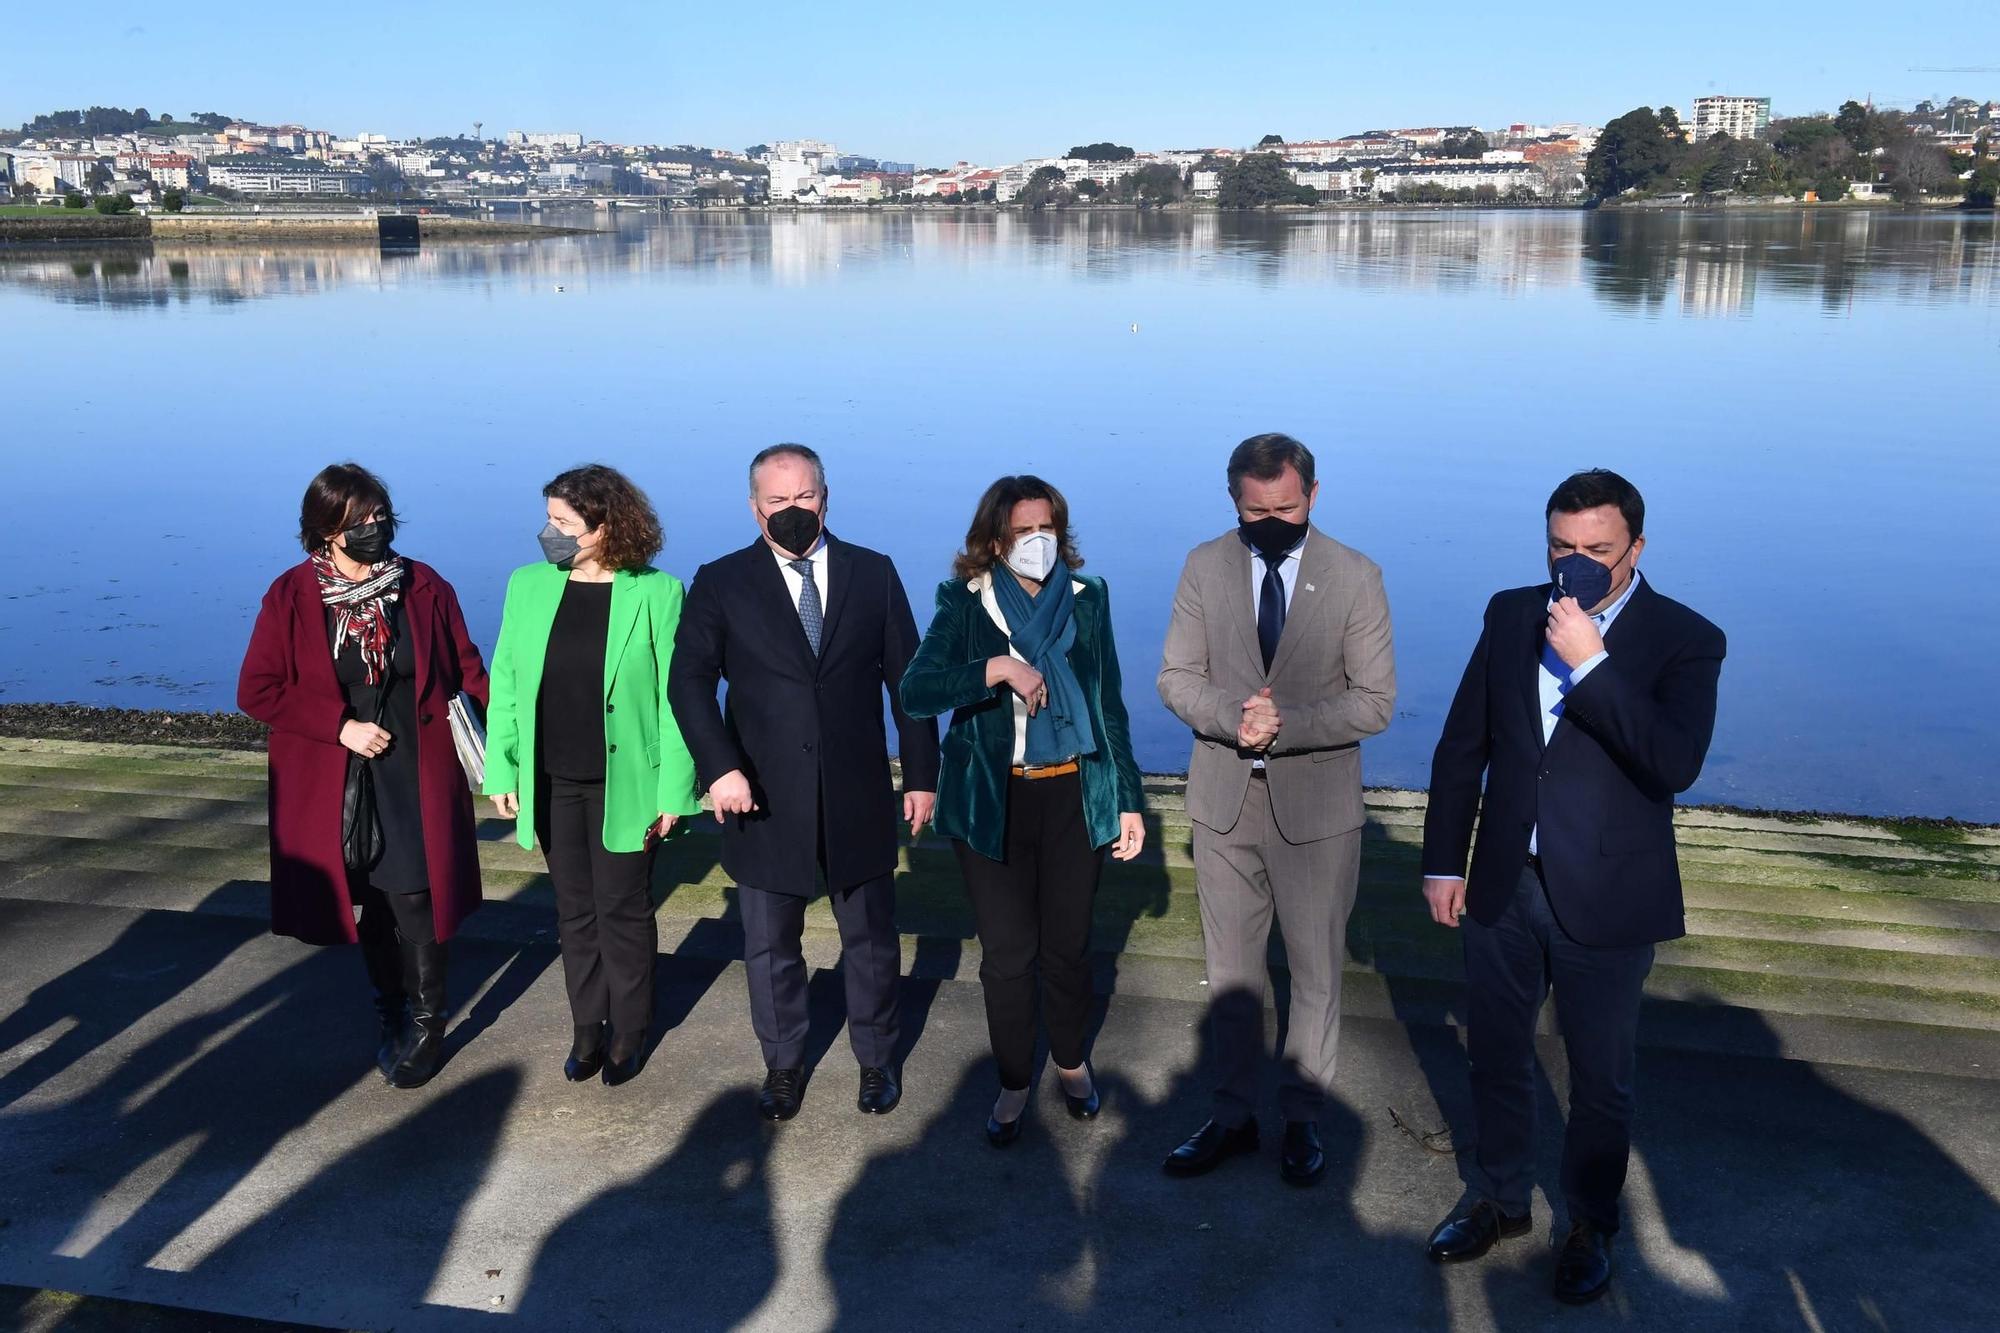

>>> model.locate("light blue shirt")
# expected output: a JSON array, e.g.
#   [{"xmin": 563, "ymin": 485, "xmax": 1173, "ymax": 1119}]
[
  {"xmin": 1425, "ymin": 570, "xmax": 1641, "ymax": 880},
  {"xmin": 1529, "ymin": 569, "xmax": 1641, "ymax": 855}
]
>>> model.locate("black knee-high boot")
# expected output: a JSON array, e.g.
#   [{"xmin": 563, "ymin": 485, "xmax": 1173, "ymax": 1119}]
[
  {"xmin": 358, "ymin": 916, "xmax": 409, "ymax": 1082},
  {"xmin": 388, "ymin": 939, "xmax": 448, "ymax": 1089}
]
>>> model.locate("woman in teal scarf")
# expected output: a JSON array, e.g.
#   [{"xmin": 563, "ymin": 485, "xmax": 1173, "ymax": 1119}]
[{"xmin": 900, "ymin": 476, "xmax": 1146, "ymax": 1146}]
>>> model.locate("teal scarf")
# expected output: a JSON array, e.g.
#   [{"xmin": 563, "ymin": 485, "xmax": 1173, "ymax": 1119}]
[{"xmin": 991, "ymin": 571, "xmax": 1097, "ymax": 765}]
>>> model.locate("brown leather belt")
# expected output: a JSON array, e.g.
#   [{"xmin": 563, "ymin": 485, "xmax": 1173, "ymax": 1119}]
[{"xmin": 1010, "ymin": 760, "xmax": 1080, "ymax": 780}]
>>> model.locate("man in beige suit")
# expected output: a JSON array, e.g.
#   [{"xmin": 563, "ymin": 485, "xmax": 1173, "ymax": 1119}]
[{"xmin": 1157, "ymin": 433, "xmax": 1396, "ymax": 1186}]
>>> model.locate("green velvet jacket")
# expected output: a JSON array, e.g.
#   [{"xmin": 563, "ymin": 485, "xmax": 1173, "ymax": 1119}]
[{"xmin": 899, "ymin": 571, "xmax": 1145, "ymax": 862}]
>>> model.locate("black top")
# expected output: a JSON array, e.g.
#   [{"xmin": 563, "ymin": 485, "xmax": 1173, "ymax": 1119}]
[
  {"xmin": 538, "ymin": 578, "xmax": 612, "ymax": 783},
  {"xmin": 330, "ymin": 600, "xmax": 429, "ymax": 895}
]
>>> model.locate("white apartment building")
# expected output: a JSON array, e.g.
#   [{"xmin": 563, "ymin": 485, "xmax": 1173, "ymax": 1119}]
[
  {"xmin": 207, "ymin": 158, "xmax": 370, "ymax": 195},
  {"xmin": 509, "ymin": 132, "xmax": 584, "ymax": 151},
  {"xmin": 1691, "ymin": 96, "xmax": 1771, "ymax": 142},
  {"xmin": 1373, "ymin": 161, "xmax": 1544, "ymax": 197},
  {"xmin": 765, "ymin": 158, "xmax": 818, "ymax": 198}
]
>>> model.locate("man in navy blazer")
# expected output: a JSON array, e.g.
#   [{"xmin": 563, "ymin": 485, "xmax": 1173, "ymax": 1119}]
[
  {"xmin": 669, "ymin": 444, "xmax": 938, "ymax": 1123},
  {"xmin": 1419, "ymin": 469, "xmax": 1724, "ymax": 1306}
]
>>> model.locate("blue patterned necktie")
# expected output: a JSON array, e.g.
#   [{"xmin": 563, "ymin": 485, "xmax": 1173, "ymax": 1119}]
[
  {"xmin": 1257, "ymin": 554, "xmax": 1286, "ymax": 671},
  {"xmin": 790, "ymin": 559, "xmax": 823, "ymax": 655}
]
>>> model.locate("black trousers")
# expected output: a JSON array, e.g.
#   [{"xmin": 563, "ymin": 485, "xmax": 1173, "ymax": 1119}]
[
  {"xmin": 539, "ymin": 775, "xmax": 657, "ymax": 1036},
  {"xmin": 953, "ymin": 772, "xmax": 1103, "ymax": 1091},
  {"xmin": 1462, "ymin": 862, "xmax": 1654, "ymax": 1233},
  {"xmin": 354, "ymin": 879, "xmax": 435, "ymax": 947},
  {"xmin": 740, "ymin": 874, "xmax": 900, "ymax": 1071}
]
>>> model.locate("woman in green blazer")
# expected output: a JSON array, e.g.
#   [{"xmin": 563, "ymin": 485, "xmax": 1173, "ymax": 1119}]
[
  {"xmin": 484, "ymin": 464, "xmax": 701, "ymax": 1087},
  {"xmin": 900, "ymin": 475, "xmax": 1146, "ymax": 1146}
]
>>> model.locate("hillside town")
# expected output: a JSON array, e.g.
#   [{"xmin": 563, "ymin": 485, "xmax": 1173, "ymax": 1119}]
[{"xmin": 2, "ymin": 94, "xmax": 1996, "ymax": 210}]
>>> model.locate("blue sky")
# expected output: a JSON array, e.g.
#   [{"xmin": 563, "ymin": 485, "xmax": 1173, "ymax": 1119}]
[{"xmin": 5, "ymin": 2, "xmax": 1992, "ymax": 163}]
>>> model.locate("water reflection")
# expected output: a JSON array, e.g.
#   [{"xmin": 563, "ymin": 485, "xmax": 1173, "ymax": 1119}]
[
  {"xmin": 4, "ymin": 209, "xmax": 1991, "ymax": 312},
  {"xmin": 2, "ymin": 209, "xmax": 1996, "ymax": 820}
]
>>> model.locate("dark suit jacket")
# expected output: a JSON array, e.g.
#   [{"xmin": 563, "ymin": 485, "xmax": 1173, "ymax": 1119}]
[
  {"xmin": 898, "ymin": 572, "xmax": 1146, "ymax": 863},
  {"xmin": 1421, "ymin": 577, "xmax": 1725, "ymax": 947},
  {"xmin": 667, "ymin": 534, "xmax": 940, "ymax": 897}
]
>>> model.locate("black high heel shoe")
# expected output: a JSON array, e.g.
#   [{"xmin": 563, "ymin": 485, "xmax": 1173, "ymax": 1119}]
[
  {"xmin": 1059, "ymin": 1061, "xmax": 1101, "ymax": 1120},
  {"xmin": 564, "ymin": 1022, "xmax": 606, "ymax": 1083},
  {"xmin": 986, "ymin": 1094, "xmax": 1028, "ymax": 1148},
  {"xmin": 601, "ymin": 1030, "xmax": 647, "ymax": 1087}
]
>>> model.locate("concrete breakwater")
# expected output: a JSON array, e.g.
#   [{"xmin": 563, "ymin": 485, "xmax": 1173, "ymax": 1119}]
[
  {"xmin": 0, "ymin": 730, "xmax": 1993, "ymax": 1081},
  {"xmin": 0, "ymin": 212, "xmax": 593, "ymax": 244}
]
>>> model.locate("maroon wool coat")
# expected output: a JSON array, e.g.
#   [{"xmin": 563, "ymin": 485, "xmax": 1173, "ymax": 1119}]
[{"xmin": 237, "ymin": 559, "xmax": 491, "ymax": 946}]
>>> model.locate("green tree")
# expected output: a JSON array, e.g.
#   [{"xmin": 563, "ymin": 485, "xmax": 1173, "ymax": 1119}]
[
  {"xmin": 1964, "ymin": 161, "xmax": 2000, "ymax": 208},
  {"xmin": 1114, "ymin": 163, "xmax": 1186, "ymax": 206},
  {"xmin": 10, "ymin": 180, "xmax": 37, "ymax": 201},
  {"xmin": 1585, "ymin": 107, "xmax": 1679, "ymax": 198},
  {"xmin": 1256, "ymin": 134, "xmax": 1285, "ymax": 147},
  {"xmin": 1439, "ymin": 131, "xmax": 1490, "ymax": 158},
  {"xmin": 1657, "ymin": 106, "xmax": 1684, "ymax": 141},
  {"xmin": 1834, "ymin": 101, "xmax": 1876, "ymax": 153},
  {"xmin": 1074, "ymin": 178, "xmax": 1103, "ymax": 199},
  {"xmin": 1218, "ymin": 153, "xmax": 1312, "ymax": 207},
  {"xmin": 63, "ymin": 192, "xmax": 87, "ymax": 209},
  {"xmin": 1016, "ymin": 165, "xmax": 1073, "ymax": 209},
  {"xmin": 1066, "ymin": 142, "xmax": 1135, "ymax": 162},
  {"xmin": 161, "ymin": 189, "xmax": 185, "ymax": 212},
  {"xmin": 93, "ymin": 192, "xmax": 135, "ymax": 214}
]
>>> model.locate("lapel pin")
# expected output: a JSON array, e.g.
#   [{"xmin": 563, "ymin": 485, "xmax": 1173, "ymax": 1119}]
[{"xmin": 1303, "ymin": 583, "xmax": 1316, "ymax": 593}]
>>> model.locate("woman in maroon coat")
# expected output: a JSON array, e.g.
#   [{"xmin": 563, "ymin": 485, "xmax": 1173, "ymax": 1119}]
[{"xmin": 238, "ymin": 463, "xmax": 490, "ymax": 1089}]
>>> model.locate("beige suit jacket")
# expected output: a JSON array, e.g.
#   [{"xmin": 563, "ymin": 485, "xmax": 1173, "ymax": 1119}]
[{"xmin": 1157, "ymin": 526, "xmax": 1396, "ymax": 842}]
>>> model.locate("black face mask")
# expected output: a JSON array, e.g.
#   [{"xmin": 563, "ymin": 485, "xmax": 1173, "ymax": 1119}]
[
  {"xmin": 766, "ymin": 505, "xmax": 823, "ymax": 558},
  {"xmin": 340, "ymin": 521, "xmax": 390, "ymax": 565},
  {"xmin": 1239, "ymin": 513, "xmax": 1307, "ymax": 559}
]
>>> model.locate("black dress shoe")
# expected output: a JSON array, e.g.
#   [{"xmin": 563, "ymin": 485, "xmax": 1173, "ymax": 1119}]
[
  {"xmin": 986, "ymin": 1103, "xmax": 1026, "ymax": 1148},
  {"xmin": 1427, "ymin": 1200, "xmax": 1532, "ymax": 1263},
  {"xmin": 1279, "ymin": 1120, "xmax": 1327, "ymax": 1186},
  {"xmin": 1060, "ymin": 1063, "xmax": 1101, "ymax": 1120},
  {"xmin": 564, "ymin": 1023, "xmax": 606, "ymax": 1083},
  {"xmin": 600, "ymin": 1031, "xmax": 646, "ymax": 1087},
  {"xmin": 759, "ymin": 1067, "xmax": 805, "ymax": 1121},
  {"xmin": 857, "ymin": 1066, "xmax": 901, "ymax": 1114},
  {"xmin": 1162, "ymin": 1118, "xmax": 1259, "ymax": 1177},
  {"xmin": 1552, "ymin": 1221, "xmax": 1613, "ymax": 1305}
]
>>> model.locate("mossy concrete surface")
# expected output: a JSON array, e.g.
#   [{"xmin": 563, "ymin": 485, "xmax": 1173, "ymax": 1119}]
[{"xmin": 2, "ymin": 736, "xmax": 1995, "ymax": 1076}]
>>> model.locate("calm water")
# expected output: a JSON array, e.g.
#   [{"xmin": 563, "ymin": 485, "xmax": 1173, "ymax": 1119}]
[{"xmin": 2, "ymin": 209, "xmax": 1995, "ymax": 820}]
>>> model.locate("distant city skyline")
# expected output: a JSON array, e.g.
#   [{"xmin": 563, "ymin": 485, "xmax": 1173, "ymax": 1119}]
[{"xmin": 5, "ymin": 2, "xmax": 1994, "ymax": 163}]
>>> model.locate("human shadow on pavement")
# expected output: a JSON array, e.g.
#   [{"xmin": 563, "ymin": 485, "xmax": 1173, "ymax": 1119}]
[{"xmin": 510, "ymin": 1089, "xmax": 777, "ymax": 1331}]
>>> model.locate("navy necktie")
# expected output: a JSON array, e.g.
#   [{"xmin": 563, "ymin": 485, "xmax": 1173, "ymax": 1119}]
[
  {"xmin": 789, "ymin": 559, "xmax": 823, "ymax": 656},
  {"xmin": 1257, "ymin": 554, "xmax": 1286, "ymax": 670}
]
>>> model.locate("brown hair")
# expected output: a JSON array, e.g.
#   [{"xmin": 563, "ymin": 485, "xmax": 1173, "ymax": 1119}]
[
  {"xmin": 543, "ymin": 464, "xmax": 662, "ymax": 572},
  {"xmin": 1227, "ymin": 432, "xmax": 1316, "ymax": 497},
  {"xmin": 951, "ymin": 475, "xmax": 1084, "ymax": 582},
  {"xmin": 298, "ymin": 462, "xmax": 398, "ymax": 553}
]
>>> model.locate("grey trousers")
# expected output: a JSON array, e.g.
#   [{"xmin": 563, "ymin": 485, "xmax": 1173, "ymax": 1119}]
[{"xmin": 1192, "ymin": 775, "xmax": 1362, "ymax": 1125}]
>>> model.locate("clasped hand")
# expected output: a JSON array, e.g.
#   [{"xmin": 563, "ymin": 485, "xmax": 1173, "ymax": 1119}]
[{"xmin": 1238, "ymin": 687, "xmax": 1280, "ymax": 751}]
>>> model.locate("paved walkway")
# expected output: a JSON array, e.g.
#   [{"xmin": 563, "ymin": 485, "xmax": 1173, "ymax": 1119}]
[{"xmin": 2, "ymin": 891, "xmax": 1996, "ymax": 1331}]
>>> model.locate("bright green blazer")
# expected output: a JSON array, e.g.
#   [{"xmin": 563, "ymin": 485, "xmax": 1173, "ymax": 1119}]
[
  {"xmin": 483, "ymin": 563, "xmax": 702, "ymax": 853},
  {"xmin": 899, "ymin": 572, "xmax": 1145, "ymax": 863}
]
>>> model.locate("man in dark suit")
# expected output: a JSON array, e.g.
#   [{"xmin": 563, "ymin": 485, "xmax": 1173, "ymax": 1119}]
[
  {"xmin": 1419, "ymin": 469, "xmax": 1724, "ymax": 1305},
  {"xmin": 668, "ymin": 444, "xmax": 939, "ymax": 1122}
]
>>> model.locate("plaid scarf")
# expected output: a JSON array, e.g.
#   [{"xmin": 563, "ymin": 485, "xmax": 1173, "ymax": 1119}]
[{"xmin": 312, "ymin": 550, "xmax": 405, "ymax": 685}]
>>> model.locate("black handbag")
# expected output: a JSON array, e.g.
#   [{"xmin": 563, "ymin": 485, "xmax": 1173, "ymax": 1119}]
[{"xmin": 341, "ymin": 662, "xmax": 394, "ymax": 873}]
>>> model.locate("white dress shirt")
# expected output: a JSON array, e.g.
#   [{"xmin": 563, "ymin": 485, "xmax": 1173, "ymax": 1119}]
[{"xmin": 772, "ymin": 536, "xmax": 829, "ymax": 610}]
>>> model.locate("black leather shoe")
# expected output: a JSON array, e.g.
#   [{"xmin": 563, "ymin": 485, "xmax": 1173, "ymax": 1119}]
[
  {"xmin": 1427, "ymin": 1200, "xmax": 1532, "ymax": 1263},
  {"xmin": 986, "ymin": 1103, "xmax": 1026, "ymax": 1148},
  {"xmin": 387, "ymin": 940, "xmax": 447, "ymax": 1089},
  {"xmin": 857, "ymin": 1066, "xmax": 900, "ymax": 1115},
  {"xmin": 601, "ymin": 1030, "xmax": 646, "ymax": 1087},
  {"xmin": 1279, "ymin": 1120, "xmax": 1327, "ymax": 1186},
  {"xmin": 564, "ymin": 1022, "xmax": 606, "ymax": 1083},
  {"xmin": 1552, "ymin": 1221, "xmax": 1613, "ymax": 1304},
  {"xmin": 1162, "ymin": 1118, "xmax": 1259, "ymax": 1177},
  {"xmin": 759, "ymin": 1067, "xmax": 805, "ymax": 1121},
  {"xmin": 1059, "ymin": 1063, "xmax": 1101, "ymax": 1120},
  {"xmin": 373, "ymin": 996, "xmax": 409, "ymax": 1083}
]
